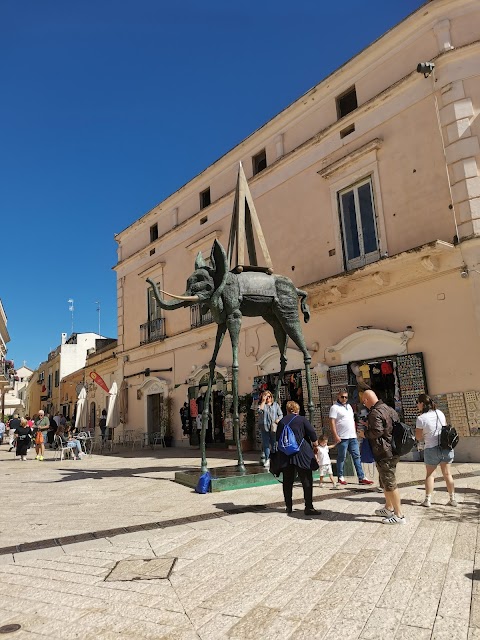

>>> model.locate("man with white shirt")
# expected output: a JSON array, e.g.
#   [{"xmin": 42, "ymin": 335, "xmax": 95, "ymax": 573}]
[{"xmin": 329, "ymin": 390, "xmax": 373, "ymax": 486}]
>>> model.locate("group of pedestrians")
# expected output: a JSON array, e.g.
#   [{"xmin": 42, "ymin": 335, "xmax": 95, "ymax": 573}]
[
  {"xmin": 259, "ymin": 388, "xmax": 457, "ymax": 523},
  {"xmin": 3, "ymin": 410, "xmax": 88, "ymax": 461}
]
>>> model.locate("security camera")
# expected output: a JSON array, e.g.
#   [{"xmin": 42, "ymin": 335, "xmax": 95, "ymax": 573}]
[
  {"xmin": 460, "ymin": 267, "xmax": 469, "ymax": 278},
  {"xmin": 417, "ymin": 62, "xmax": 435, "ymax": 78}
]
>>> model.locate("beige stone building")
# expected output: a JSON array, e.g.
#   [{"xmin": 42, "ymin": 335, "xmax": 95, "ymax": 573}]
[
  {"xmin": 24, "ymin": 332, "xmax": 106, "ymax": 419},
  {"xmin": 114, "ymin": 0, "xmax": 480, "ymax": 460},
  {"xmin": 0, "ymin": 299, "xmax": 13, "ymax": 418}
]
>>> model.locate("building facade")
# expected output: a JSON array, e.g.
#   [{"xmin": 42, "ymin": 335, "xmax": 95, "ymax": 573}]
[
  {"xmin": 114, "ymin": 0, "xmax": 480, "ymax": 460},
  {"xmin": 24, "ymin": 332, "xmax": 105, "ymax": 417},
  {"xmin": 0, "ymin": 299, "xmax": 13, "ymax": 417}
]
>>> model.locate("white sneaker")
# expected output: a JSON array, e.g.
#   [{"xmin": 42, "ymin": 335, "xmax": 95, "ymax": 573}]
[
  {"xmin": 375, "ymin": 507, "xmax": 394, "ymax": 517},
  {"xmin": 382, "ymin": 514, "xmax": 406, "ymax": 525},
  {"xmin": 447, "ymin": 497, "xmax": 458, "ymax": 507},
  {"xmin": 331, "ymin": 483, "xmax": 339, "ymax": 490},
  {"xmin": 421, "ymin": 497, "xmax": 431, "ymax": 507}
]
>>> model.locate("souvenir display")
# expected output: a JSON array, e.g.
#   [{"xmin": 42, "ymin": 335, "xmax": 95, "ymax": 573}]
[
  {"xmin": 446, "ymin": 392, "xmax": 469, "ymax": 437},
  {"xmin": 465, "ymin": 390, "xmax": 480, "ymax": 435}
]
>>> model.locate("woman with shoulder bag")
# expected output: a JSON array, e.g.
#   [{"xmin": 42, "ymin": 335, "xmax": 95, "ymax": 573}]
[
  {"xmin": 274, "ymin": 401, "xmax": 320, "ymax": 515},
  {"xmin": 257, "ymin": 390, "xmax": 282, "ymax": 467},
  {"xmin": 415, "ymin": 393, "xmax": 457, "ymax": 508}
]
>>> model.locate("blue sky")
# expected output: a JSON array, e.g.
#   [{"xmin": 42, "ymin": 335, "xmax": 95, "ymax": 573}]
[{"xmin": 1, "ymin": 0, "xmax": 425, "ymax": 371}]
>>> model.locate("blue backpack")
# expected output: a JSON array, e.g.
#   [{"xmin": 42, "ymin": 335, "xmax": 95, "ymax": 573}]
[{"xmin": 278, "ymin": 416, "xmax": 303, "ymax": 455}]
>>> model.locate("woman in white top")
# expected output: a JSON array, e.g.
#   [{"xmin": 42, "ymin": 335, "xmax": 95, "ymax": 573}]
[{"xmin": 415, "ymin": 393, "xmax": 456, "ymax": 508}]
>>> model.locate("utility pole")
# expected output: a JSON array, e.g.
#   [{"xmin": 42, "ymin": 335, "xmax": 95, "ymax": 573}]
[
  {"xmin": 68, "ymin": 299, "xmax": 74, "ymax": 334},
  {"xmin": 95, "ymin": 301, "xmax": 101, "ymax": 336}
]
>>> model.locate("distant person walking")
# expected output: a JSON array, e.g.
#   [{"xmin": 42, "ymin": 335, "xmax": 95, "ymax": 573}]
[
  {"xmin": 99, "ymin": 409, "xmax": 107, "ymax": 441},
  {"xmin": 0, "ymin": 418, "xmax": 5, "ymax": 444},
  {"xmin": 35, "ymin": 411, "xmax": 49, "ymax": 460},
  {"xmin": 15, "ymin": 418, "xmax": 32, "ymax": 461},
  {"xmin": 257, "ymin": 390, "xmax": 283, "ymax": 467},
  {"xmin": 8, "ymin": 414, "xmax": 20, "ymax": 452},
  {"xmin": 415, "ymin": 393, "xmax": 457, "ymax": 508}
]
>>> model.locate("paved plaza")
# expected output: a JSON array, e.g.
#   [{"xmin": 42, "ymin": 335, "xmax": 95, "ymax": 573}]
[{"xmin": 0, "ymin": 443, "xmax": 479, "ymax": 640}]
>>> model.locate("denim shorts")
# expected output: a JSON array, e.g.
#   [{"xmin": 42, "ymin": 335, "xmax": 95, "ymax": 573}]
[{"xmin": 424, "ymin": 446, "xmax": 454, "ymax": 467}]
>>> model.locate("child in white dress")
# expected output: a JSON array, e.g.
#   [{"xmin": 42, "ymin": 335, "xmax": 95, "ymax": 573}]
[{"xmin": 316, "ymin": 434, "xmax": 337, "ymax": 489}]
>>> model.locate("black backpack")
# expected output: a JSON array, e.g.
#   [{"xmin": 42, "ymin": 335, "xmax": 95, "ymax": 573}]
[
  {"xmin": 392, "ymin": 420, "xmax": 416, "ymax": 456},
  {"xmin": 436, "ymin": 412, "xmax": 459, "ymax": 450}
]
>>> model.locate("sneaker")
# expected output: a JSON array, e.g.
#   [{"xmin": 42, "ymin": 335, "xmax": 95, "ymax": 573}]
[
  {"xmin": 304, "ymin": 507, "xmax": 322, "ymax": 516},
  {"xmin": 35, "ymin": 455, "xmax": 39, "ymax": 460},
  {"xmin": 39, "ymin": 456, "xmax": 44, "ymax": 461},
  {"xmin": 382, "ymin": 514, "xmax": 406, "ymax": 525},
  {"xmin": 359, "ymin": 478, "xmax": 374, "ymax": 485},
  {"xmin": 447, "ymin": 498, "xmax": 458, "ymax": 507},
  {"xmin": 420, "ymin": 497, "xmax": 431, "ymax": 507},
  {"xmin": 338, "ymin": 478, "xmax": 347, "ymax": 486},
  {"xmin": 375, "ymin": 507, "xmax": 394, "ymax": 517},
  {"xmin": 331, "ymin": 483, "xmax": 339, "ymax": 490}
]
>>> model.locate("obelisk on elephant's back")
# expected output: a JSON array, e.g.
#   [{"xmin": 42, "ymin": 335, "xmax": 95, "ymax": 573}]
[{"xmin": 147, "ymin": 163, "xmax": 314, "ymax": 474}]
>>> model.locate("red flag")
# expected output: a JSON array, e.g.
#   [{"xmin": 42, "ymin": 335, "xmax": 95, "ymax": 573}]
[{"xmin": 89, "ymin": 371, "xmax": 110, "ymax": 393}]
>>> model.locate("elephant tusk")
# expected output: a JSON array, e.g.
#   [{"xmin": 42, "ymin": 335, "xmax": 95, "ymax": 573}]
[{"xmin": 160, "ymin": 289, "xmax": 201, "ymax": 302}]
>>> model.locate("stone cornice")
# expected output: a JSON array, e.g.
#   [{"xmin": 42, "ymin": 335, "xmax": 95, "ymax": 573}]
[
  {"xmin": 305, "ymin": 240, "xmax": 459, "ymax": 311},
  {"xmin": 317, "ymin": 139, "xmax": 383, "ymax": 179}
]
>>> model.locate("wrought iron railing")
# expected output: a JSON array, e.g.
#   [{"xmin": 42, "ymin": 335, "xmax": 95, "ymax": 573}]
[
  {"xmin": 190, "ymin": 304, "xmax": 213, "ymax": 328},
  {"xmin": 140, "ymin": 318, "xmax": 166, "ymax": 345}
]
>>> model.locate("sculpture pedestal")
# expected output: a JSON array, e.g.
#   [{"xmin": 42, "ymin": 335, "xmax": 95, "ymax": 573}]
[{"xmin": 174, "ymin": 464, "xmax": 278, "ymax": 492}]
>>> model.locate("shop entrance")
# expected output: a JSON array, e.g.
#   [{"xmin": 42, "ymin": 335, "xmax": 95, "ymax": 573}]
[
  {"xmin": 251, "ymin": 369, "xmax": 306, "ymax": 451},
  {"xmin": 147, "ymin": 393, "xmax": 163, "ymax": 441},
  {"xmin": 187, "ymin": 372, "xmax": 226, "ymax": 446}
]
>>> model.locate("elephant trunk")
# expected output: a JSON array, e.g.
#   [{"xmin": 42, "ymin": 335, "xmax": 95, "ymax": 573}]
[{"xmin": 146, "ymin": 278, "xmax": 199, "ymax": 310}]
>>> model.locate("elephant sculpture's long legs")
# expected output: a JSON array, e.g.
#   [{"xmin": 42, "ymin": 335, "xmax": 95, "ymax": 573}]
[
  {"xmin": 260, "ymin": 314, "xmax": 288, "ymax": 465},
  {"xmin": 200, "ymin": 323, "xmax": 227, "ymax": 473},
  {"xmin": 227, "ymin": 310, "xmax": 245, "ymax": 471},
  {"xmin": 281, "ymin": 319, "xmax": 314, "ymax": 425}
]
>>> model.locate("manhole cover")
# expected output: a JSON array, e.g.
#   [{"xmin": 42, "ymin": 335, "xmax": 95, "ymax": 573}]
[
  {"xmin": 105, "ymin": 557, "xmax": 176, "ymax": 582},
  {"xmin": 0, "ymin": 624, "xmax": 21, "ymax": 634}
]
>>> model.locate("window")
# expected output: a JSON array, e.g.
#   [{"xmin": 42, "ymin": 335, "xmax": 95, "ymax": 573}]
[
  {"xmin": 140, "ymin": 283, "xmax": 166, "ymax": 344},
  {"xmin": 148, "ymin": 284, "xmax": 162, "ymax": 324},
  {"xmin": 338, "ymin": 177, "xmax": 379, "ymax": 270},
  {"xmin": 54, "ymin": 370, "xmax": 59, "ymax": 387},
  {"xmin": 200, "ymin": 188, "xmax": 211, "ymax": 210},
  {"xmin": 336, "ymin": 86, "xmax": 357, "ymax": 119},
  {"xmin": 252, "ymin": 149, "xmax": 267, "ymax": 175},
  {"xmin": 150, "ymin": 223, "xmax": 158, "ymax": 243}
]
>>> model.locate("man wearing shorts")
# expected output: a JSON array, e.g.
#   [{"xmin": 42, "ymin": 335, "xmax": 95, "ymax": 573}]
[{"xmin": 363, "ymin": 390, "xmax": 406, "ymax": 525}]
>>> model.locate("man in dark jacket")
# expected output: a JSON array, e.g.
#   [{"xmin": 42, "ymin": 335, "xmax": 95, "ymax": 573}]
[{"xmin": 363, "ymin": 390, "xmax": 406, "ymax": 525}]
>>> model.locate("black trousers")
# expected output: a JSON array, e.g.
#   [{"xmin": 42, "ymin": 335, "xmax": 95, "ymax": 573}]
[{"xmin": 282, "ymin": 465, "xmax": 314, "ymax": 510}]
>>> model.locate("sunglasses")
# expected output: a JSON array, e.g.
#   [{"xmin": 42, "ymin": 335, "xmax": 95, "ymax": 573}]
[{"xmin": 339, "ymin": 395, "xmax": 348, "ymax": 399}]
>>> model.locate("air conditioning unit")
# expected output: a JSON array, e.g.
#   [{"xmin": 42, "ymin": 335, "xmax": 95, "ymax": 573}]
[{"xmin": 87, "ymin": 348, "xmax": 96, "ymax": 355}]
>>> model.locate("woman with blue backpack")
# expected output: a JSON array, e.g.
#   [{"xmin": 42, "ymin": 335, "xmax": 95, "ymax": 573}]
[{"xmin": 274, "ymin": 400, "xmax": 321, "ymax": 516}]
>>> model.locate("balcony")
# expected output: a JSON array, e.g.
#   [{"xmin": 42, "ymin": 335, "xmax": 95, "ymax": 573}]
[
  {"xmin": 0, "ymin": 360, "xmax": 14, "ymax": 389},
  {"xmin": 140, "ymin": 318, "xmax": 166, "ymax": 345},
  {"xmin": 190, "ymin": 304, "xmax": 213, "ymax": 329}
]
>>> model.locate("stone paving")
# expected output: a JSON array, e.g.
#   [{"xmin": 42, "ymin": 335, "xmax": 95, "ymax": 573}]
[{"xmin": 0, "ymin": 442, "xmax": 479, "ymax": 639}]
